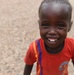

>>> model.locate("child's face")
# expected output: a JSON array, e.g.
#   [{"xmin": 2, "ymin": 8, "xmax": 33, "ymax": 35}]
[{"xmin": 39, "ymin": 3, "xmax": 72, "ymax": 49}]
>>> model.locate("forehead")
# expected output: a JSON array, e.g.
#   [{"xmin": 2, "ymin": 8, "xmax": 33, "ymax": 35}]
[{"xmin": 39, "ymin": 2, "xmax": 70, "ymax": 20}]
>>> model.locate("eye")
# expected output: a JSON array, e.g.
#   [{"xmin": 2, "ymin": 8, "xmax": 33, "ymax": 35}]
[
  {"xmin": 41, "ymin": 23, "xmax": 49, "ymax": 29},
  {"xmin": 41, "ymin": 23, "xmax": 49, "ymax": 26},
  {"xmin": 57, "ymin": 23, "xmax": 66, "ymax": 29}
]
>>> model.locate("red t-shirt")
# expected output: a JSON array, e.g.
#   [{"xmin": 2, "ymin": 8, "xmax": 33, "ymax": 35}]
[{"xmin": 24, "ymin": 38, "xmax": 74, "ymax": 75}]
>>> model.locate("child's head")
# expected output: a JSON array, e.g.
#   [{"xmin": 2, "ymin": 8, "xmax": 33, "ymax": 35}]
[
  {"xmin": 38, "ymin": 0, "xmax": 73, "ymax": 49},
  {"xmin": 39, "ymin": 0, "xmax": 72, "ymax": 20}
]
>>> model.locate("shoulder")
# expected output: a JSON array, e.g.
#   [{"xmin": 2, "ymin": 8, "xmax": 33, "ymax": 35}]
[
  {"xmin": 64, "ymin": 38, "xmax": 74, "ymax": 51},
  {"xmin": 66, "ymin": 38, "xmax": 74, "ymax": 45},
  {"xmin": 31, "ymin": 38, "xmax": 43, "ymax": 46},
  {"xmin": 29, "ymin": 38, "xmax": 42, "ymax": 49},
  {"xmin": 65, "ymin": 38, "xmax": 74, "ymax": 52}
]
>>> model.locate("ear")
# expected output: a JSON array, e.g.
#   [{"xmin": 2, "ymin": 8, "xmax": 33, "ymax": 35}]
[{"xmin": 68, "ymin": 21, "xmax": 73, "ymax": 32}]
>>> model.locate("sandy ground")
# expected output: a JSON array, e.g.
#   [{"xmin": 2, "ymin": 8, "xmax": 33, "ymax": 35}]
[{"xmin": 0, "ymin": 0, "xmax": 74, "ymax": 75}]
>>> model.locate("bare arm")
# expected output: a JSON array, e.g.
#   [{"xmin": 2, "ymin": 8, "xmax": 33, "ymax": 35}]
[{"xmin": 23, "ymin": 64, "xmax": 33, "ymax": 75}]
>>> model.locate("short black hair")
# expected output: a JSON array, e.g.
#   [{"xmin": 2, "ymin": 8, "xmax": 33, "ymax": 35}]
[{"xmin": 39, "ymin": 0, "xmax": 72, "ymax": 20}]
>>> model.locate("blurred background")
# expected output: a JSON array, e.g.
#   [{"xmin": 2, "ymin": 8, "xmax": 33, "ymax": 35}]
[{"xmin": 0, "ymin": 0, "xmax": 74, "ymax": 75}]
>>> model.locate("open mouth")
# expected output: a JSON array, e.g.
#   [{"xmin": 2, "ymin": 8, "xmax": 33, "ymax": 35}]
[{"xmin": 48, "ymin": 38, "xmax": 58, "ymax": 42}]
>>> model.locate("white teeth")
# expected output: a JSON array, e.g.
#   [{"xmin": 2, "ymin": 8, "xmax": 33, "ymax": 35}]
[{"xmin": 48, "ymin": 39, "xmax": 57, "ymax": 42}]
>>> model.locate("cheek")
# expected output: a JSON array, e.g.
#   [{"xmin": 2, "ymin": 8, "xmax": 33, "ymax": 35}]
[
  {"xmin": 40, "ymin": 29, "xmax": 47, "ymax": 37},
  {"xmin": 58, "ymin": 29, "xmax": 68, "ymax": 38},
  {"xmin": 40, "ymin": 30, "xmax": 44, "ymax": 37}
]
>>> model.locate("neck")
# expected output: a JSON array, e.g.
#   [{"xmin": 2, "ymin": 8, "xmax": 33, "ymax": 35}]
[{"xmin": 44, "ymin": 42, "xmax": 64, "ymax": 54}]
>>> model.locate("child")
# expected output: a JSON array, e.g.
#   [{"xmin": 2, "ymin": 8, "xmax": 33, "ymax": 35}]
[{"xmin": 24, "ymin": 0, "xmax": 74, "ymax": 75}]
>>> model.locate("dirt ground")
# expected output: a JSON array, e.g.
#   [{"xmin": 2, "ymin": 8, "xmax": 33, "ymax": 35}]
[{"xmin": 0, "ymin": 0, "xmax": 74, "ymax": 75}]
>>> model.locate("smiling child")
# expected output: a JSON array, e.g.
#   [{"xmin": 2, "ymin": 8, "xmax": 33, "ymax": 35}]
[{"xmin": 23, "ymin": 0, "xmax": 74, "ymax": 75}]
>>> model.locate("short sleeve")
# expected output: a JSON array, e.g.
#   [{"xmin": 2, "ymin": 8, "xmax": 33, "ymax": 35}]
[{"xmin": 24, "ymin": 42, "xmax": 36, "ymax": 65}]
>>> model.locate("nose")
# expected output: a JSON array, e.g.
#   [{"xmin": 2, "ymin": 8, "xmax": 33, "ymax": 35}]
[{"xmin": 48, "ymin": 27, "xmax": 56, "ymax": 35}]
